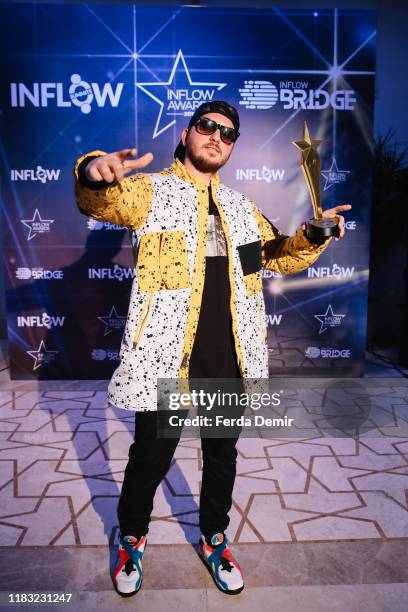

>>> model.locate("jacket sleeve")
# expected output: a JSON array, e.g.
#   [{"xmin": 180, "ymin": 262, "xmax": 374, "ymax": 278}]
[
  {"xmin": 73, "ymin": 150, "xmax": 153, "ymax": 229},
  {"xmin": 251, "ymin": 201, "xmax": 332, "ymax": 275}
]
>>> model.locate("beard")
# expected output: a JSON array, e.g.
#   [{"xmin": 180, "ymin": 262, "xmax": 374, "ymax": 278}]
[{"xmin": 185, "ymin": 142, "xmax": 231, "ymax": 173}]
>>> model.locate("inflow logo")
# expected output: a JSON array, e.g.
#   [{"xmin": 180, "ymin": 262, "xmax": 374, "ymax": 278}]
[
  {"xmin": 305, "ymin": 347, "xmax": 351, "ymax": 359},
  {"xmin": 17, "ymin": 312, "xmax": 65, "ymax": 329},
  {"xmin": 265, "ymin": 314, "xmax": 282, "ymax": 327},
  {"xmin": 10, "ymin": 74, "xmax": 124, "ymax": 114},
  {"xmin": 88, "ymin": 264, "xmax": 136, "ymax": 282},
  {"xmin": 307, "ymin": 265, "xmax": 355, "ymax": 280},
  {"xmin": 136, "ymin": 50, "xmax": 227, "ymax": 138},
  {"xmin": 236, "ymin": 167, "xmax": 285, "ymax": 182},
  {"xmin": 20, "ymin": 209, "xmax": 54, "ymax": 241},
  {"xmin": 239, "ymin": 80, "xmax": 356, "ymax": 111},
  {"xmin": 11, "ymin": 166, "xmax": 60, "ymax": 183},
  {"xmin": 15, "ymin": 267, "xmax": 64, "ymax": 280}
]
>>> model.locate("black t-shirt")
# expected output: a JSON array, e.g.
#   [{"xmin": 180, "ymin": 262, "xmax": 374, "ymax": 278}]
[{"xmin": 188, "ymin": 188, "xmax": 241, "ymax": 379}]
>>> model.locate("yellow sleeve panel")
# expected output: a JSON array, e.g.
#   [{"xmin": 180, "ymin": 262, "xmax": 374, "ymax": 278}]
[
  {"xmin": 251, "ymin": 201, "xmax": 332, "ymax": 275},
  {"xmin": 73, "ymin": 150, "xmax": 154, "ymax": 230}
]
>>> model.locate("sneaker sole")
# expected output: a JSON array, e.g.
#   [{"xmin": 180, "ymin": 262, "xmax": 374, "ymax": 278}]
[{"xmin": 198, "ymin": 546, "xmax": 244, "ymax": 595}]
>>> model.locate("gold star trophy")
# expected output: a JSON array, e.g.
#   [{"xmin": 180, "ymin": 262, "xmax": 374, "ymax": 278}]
[{"xmin": 293, "ymin": 121, "xmax": 339, "ymax": 243}]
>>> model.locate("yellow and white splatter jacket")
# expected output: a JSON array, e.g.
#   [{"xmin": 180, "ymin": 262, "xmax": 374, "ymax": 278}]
[{"xmin": 74, "ymin": 152, "xmax": 331, "ymax": 411}]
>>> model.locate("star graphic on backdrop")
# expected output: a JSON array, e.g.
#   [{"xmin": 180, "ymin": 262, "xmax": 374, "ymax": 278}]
[
  {"xmin": 314, "ymin": 304, "xmax": 346, "ymax": 335},
  {"xmin": 97, "ymin": 306, "xmax": 127, "ymax": 336},
  {"xmin": 321, "ymin": 158, "xmax": 351, "ymax": 191},
  {"xmin": 27, "ymin": 340, "xmax": 59, "ymax": 370},
  {"xmin": 136, "ymin": 49, "xmax": 227, "ymax": 138},
  {"xmin": 21, "ymin": 209, "xmax": 54, "ymax": 241}
]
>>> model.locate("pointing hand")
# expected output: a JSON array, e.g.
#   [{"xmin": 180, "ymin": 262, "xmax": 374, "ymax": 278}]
[{"xmin": 85, "ymin": 148, "xmax": 154, "ymax": 184}]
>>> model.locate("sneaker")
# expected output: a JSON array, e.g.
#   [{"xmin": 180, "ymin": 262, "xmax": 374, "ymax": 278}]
[
  {"xmin": 113, "ymin": 534, "xmax": 147, "ymax": 597},
  {"xmin": 198, "ymin": 532, "xmax": 244, "ymax": 595}
]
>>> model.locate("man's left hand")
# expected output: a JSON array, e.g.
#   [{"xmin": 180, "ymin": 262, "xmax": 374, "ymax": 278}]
[{"xmin": 301, "ymin": 204, "xmax": 352, "ymax": 241}]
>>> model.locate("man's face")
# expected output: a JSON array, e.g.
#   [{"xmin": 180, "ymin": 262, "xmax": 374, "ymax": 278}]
[{"xmin": 182, "ymin": 112, "xmax": 236, "ymax": 173}]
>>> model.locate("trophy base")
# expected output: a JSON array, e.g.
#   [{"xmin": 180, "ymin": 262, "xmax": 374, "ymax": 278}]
[{"xmin": 306, "ymin": 216, "xmax": 339, "ymax": 244}]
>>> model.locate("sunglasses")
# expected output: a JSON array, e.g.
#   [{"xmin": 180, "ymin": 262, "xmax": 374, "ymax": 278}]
[{"xmin": 194, "ymin": 117, "xmax": 239, "ymax": 145}]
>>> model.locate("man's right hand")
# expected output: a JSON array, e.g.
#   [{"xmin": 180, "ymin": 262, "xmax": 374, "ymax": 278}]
[{"xmin": 85, "ymin": 148, "xmax": 154, "ymax": 184}]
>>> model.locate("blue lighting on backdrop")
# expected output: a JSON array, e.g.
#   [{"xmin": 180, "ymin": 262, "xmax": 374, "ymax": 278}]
[{"xmin": 0, "ymin": 3, "xmax": 376, "ymax": 378}]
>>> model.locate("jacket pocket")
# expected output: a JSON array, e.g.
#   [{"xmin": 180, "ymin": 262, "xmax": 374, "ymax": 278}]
[
  {"xmin": 160, "ymin": 230, "xmax": 190, "ymax": 289},
  {"xmin": 237, "ymin": 240, "xmax": 262, "ymax": 295},
  {"xmin": 244, "ymin": 271, "xmax": 262, "ymax": 295},
  {"xmin": 138, "ymin": 230, "xmax": 190, "ymax": 291},
  {"xmin": 131, "ymin": 291, "xmax": 153, "ymax": 348}
]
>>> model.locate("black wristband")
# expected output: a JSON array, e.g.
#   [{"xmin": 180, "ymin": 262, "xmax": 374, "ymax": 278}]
[{"xmin": 76, "ymin": 155, "xmax": 111, "ymax": 190}]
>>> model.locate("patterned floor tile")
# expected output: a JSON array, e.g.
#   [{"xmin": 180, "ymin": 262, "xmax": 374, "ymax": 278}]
[{"xmin": 0, "ymin": 377, "xmax": 407, "ymax": 547}]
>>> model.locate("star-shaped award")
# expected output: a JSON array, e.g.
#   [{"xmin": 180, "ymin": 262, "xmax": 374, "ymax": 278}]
[
  {"xmin": 292, "ymin": 121, "xmax": 339, "ymax": 242},
  {"xmin": 292, "ymin": 122, "xmax": 323, "ymax": 218},
  {"xmin": 292, "ymin": 122, "xmax": 322, "ymax": 159}
]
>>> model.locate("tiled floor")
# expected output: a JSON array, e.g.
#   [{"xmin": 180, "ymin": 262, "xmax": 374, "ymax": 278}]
[{"xmin": 0, "ymin": 340, "xmax": 408, "ymax": 611}]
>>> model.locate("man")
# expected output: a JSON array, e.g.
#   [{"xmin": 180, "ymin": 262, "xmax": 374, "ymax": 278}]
[{"xmin": 74, "ymin": 100, "xmax": 351, "ymax": 597}]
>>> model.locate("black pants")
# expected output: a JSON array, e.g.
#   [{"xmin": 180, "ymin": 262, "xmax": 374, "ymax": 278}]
[{"xmin": 117, "ymin": 408, "xmax": 242, "ymax": 539}]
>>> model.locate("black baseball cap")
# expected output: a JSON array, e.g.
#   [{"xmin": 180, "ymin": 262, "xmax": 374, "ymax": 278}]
[{"xmin": 174, "ymin": 100, "xmax": 240, "ymax": 161}]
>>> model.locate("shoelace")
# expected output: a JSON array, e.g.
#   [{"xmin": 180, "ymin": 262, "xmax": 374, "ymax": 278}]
[
  {"xmin": 206, "ymin": 538, "xmax": 235, "ymax": 573},
  {"xmin": 121, "ymin": 536, "xmax": 144, "ymax": 565}
]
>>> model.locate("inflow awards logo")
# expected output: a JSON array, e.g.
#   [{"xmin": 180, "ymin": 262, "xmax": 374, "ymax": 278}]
[
  {"xmin": 136, "ymin": 50, "xmax": 227, "ymax": 138},
  {"xmin": 313, "ymin": 304, "xmax": 346, "ymax": 334},
  {"xmin": 97, "ymin": 306, "xmax": 127, "ymax": 336},
  {"xmin": 321, "ymin": 158, "xmax": 351, "ymax": 191},
  {"xmin": 20, "ymin": 209, "xmax": 54, "ymax": 241},
  {"xmin": 27, "ymin": 341, "xmax": 58, "ymax": 370}
]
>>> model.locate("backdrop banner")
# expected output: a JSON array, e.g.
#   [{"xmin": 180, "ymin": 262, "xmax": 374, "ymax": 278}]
[{"xmin": 0, "ymin": 3, "xmax": 376, "ymax": 379}]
